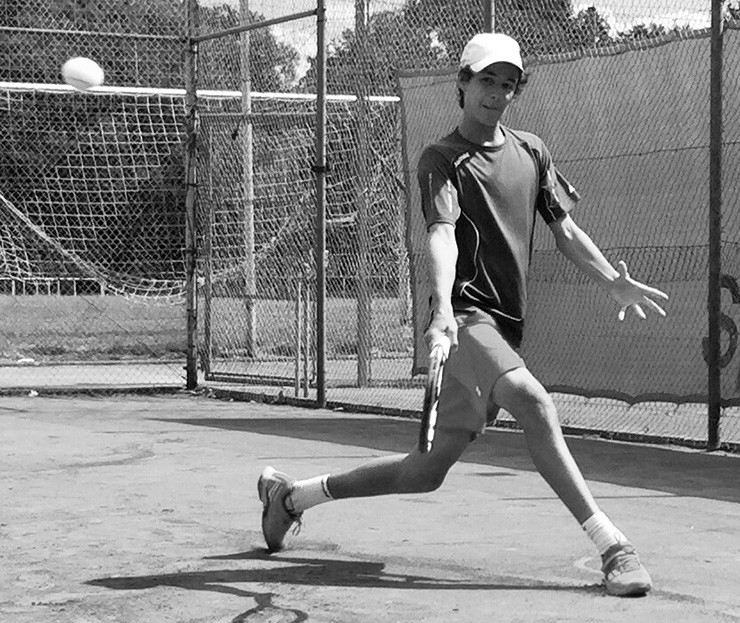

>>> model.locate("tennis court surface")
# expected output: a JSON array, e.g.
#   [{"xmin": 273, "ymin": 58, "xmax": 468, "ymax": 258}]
[{"xmin": 2, "ymin": 393, "xmax": 739, "ymax": 623}]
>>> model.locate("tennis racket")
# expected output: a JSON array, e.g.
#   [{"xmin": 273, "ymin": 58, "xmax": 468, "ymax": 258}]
[{"xmin": 418, "ymin": 335, "xmax": 451, "ymax": 453}]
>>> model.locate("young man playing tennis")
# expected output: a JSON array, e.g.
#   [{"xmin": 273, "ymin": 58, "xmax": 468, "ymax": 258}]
[{"xmin": 257, "ymin": 32, "xmax": 668, "ymax": 597}]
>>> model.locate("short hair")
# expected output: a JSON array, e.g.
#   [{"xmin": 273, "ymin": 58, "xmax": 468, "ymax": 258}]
[{"xmin": 456, "ymin": 65, "xmax": 529, "ymax": 108}]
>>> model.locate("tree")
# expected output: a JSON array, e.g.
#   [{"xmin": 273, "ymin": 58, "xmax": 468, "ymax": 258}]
[
  {"xmin": 0, "ymin": 0, "xmax": 301, "ymax": 90},
  {"xmin": 197, "ymin": 4, "xmax": 301, "ymax": 92},
  {"xmin": 0, "ymin": 0, "xmax": 305, "ymax": 285},
  {"xmin": 617, "ymin": 22, "xmax": 668, "ymax": 42},
  {"xmin": 570, "ymin": 6, "xmax": 613, "ymax": 49},
  {"xmin": 0, "ymin": 0, "xmax": 182, "ymax": 86}
]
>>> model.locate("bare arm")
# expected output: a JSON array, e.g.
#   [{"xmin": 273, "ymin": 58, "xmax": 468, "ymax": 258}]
[
  {"xmin": 549, "ymin": 214, "xmax": 668, "ymax": 320},
  {"xmin": 426, "ymin": 222, "xmax": 459, "ymax": 348}
]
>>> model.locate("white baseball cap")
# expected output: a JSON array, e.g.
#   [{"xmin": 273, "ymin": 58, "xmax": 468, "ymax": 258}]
[{"xmin": 460, "ymin": 33, "xmax": 524, "ymax": 73}]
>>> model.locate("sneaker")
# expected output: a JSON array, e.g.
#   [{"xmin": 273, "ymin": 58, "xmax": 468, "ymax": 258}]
[
  {"xmin": 601, "ymin": 543, "xmax": 653, "ymax": 597},
  {"xmin": 257, "ymin": 466, "xmax": 302, "ymax": 552}
]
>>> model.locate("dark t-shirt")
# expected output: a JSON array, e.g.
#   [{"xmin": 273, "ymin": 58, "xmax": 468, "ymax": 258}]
[{"xmin": 417, "ymin": 126, "xmax": 577, "ymax": 347}]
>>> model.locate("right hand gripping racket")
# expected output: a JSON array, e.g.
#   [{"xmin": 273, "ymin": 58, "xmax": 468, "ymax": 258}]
[{"xmin": 418, "ymin": 336, "xmax": 451, "ymax": 454}]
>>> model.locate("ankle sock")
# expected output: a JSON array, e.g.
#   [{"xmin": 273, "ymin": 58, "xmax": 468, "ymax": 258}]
[
  {"xmin": 582, "ymin": 510, "xmax": 627, "ymax": 556},
  {"xmin": 287, "ymin": 474, "xmax": 333, "ymax": 514}
]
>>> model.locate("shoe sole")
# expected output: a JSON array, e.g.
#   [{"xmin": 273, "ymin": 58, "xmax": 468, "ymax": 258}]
[
  {"xmin": 605, "ymin": 582, "xmax": 652, "ymax": 597},
  {"xmin": 257, "ymin": 466, "xmax": 285, "ymax": 553},
  {"xmin": 604, "ymin": 572, "xmax": 652, "ymax": 597}
]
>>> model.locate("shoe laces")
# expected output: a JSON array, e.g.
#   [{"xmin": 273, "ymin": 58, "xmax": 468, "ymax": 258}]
[
  {"xmin": 602, "ymin": 543, "xmax": 641, "ymax": 576},
  {"xmin": 283, "ymin": 492, "xmax": 303, "ymax": 536}
]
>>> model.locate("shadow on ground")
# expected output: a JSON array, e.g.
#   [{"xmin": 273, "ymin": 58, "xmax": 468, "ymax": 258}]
[
  {"xmin": 88, "ymin": 549, "xmax": 594, "ymax": 593},
  {"xmin": 87, "ymin": 548, "xmax": 598, "ymax": 623},
  {"xmin": 155, "ymin": 416, "xmax": 740, "ymax": 504}
]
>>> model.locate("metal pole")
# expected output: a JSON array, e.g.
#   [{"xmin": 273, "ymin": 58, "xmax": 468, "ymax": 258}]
[
  {"xmin": 203, "ymin": 174, "xmax": 213, "ymax": 378},
  {"xmin": 483, "ymin": 0, "xmax": 495, "ymax": 32},
  {"xmin": 192, "ymin": 9, "xmax": 317, "ymax": 44},
  {"xmin": 240, "ymin": 0, "xmax": 256, "ymax": 358},
  {"xmin": 304, "ymin": 279, "xmax": 311, "ymax": 397},
  {"xmin": 184, "ymin": 0, "xmax": 199, "ymax": 390},
  {"xmin": 314, "ymin": 0, "xmax": 328, "ymax": 407},
  {"xmin": 707, "ymin": 0, "xmax": 724, "ymax": 450},
  {"xmin": 295, "ymin": 279, "xmax": 302, "ymax": 397},
  {"xmin": 355, "ymin": 0, "xmax": 371, "ymax": 387}
]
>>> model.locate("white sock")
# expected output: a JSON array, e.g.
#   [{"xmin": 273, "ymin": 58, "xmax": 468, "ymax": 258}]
[
  {"xmin": 582, "ymin": 511, "xmax": 628, "ymax": 556},
  {"xmin": 287, "ymin": 474, "xmax": 333, "ymax": 514}
]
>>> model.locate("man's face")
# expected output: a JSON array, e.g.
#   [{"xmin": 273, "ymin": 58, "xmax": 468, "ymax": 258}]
[{"xmin": 459, "ymin": 62, "xmax": 520, "ymax": 126}]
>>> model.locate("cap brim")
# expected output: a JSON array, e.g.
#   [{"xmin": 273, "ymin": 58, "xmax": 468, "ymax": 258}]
[{"xmin": 469, "ymin": 56, "xmax": 523, "ymax": 73}]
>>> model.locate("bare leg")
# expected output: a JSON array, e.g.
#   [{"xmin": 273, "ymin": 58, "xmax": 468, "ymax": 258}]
[
  {"xmin": 326, "ymin": 428, "xmax": 473, "ymax": 499},
  {"xmin": 493, "ymin": 367, "xmax": 599, "ymax": 524}
]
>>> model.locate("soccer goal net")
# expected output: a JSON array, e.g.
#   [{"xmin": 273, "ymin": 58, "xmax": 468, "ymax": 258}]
[
  {"xmin": 1, "ymin": 83, "xmax": 187, "ymax": 299},
  {"xmin": 0, "ymin": 83, "xmax": 192, "ymax": 389}
]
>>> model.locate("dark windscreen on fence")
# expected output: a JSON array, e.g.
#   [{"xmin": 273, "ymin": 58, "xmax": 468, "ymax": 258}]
[{"xmin": 400, "ymin": 26, "xmax": 740, "ymax": 403}]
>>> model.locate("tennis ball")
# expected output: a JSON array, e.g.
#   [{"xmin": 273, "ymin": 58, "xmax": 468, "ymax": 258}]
[{"xmin": 61, "ymin": 57, "xmax": 105, "ymax": 91}]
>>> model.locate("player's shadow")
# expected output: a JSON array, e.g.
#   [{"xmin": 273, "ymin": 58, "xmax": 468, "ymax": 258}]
[{"xmin": 87, "ymin": 548, "xmax": 598, "ymax": 597}]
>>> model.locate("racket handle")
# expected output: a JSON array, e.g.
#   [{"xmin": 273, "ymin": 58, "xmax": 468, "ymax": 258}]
[{"xmin": 419, "ymin": 335, "xmax": 450, "ymax": 454}]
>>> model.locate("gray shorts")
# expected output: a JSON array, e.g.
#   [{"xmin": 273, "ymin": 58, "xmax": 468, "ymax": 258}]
[{"xmin": 436, "ymin": 307, "xmax": 525, "ymax": 435}]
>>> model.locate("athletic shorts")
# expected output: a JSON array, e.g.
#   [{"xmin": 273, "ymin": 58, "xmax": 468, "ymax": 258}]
[{"xmin": 436, "ymin": 307, "xmax": 525, "ymax": 436}]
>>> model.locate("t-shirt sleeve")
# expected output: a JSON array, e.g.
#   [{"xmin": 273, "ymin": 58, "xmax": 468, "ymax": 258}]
[
  {"xmin": 417, "ymin": 147, "xmax": 461, "ymax": 229},
  {"xmin": 534, "ymin": 143, "xmax": 580, "ymax": 224}
]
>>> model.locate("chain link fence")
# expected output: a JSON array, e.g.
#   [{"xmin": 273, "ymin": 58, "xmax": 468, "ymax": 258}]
[
  {"xmin": 1, "ymin": 0, "xmax": 187, "ymax": 390},
  {"xmin": 2, "ymin": 1, "xmax": 739, "ymax": 449}
]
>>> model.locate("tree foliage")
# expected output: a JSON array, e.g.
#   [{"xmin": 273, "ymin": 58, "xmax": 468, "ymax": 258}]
[
  {"xmin": 300, "ymin": 0, "xmax": 621, "ymax": 97},
  {"xmin": 0, "ymin": 0, "xmax": 300, "ymax": 90},
  {"xmin": 196, "ymin": 4, "xmax": 300, "ymax": 92}
]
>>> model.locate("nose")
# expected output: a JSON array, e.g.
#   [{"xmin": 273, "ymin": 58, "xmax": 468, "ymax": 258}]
[{"xmin": 487, "ymin": 91, "xmax": 504, "ymax": 107}]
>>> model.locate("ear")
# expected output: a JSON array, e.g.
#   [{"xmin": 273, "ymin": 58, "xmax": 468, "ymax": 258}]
[{"xmin": 456, "ymin": 67, "xmax": 472, "ymax": 90}]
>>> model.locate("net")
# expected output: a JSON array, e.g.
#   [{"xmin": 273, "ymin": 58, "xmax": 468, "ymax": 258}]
[
  {"xmin": 0, "ymin": 83, "xmax": 188, "ymax": 385},
  {"xmin": 0, "ymin": 83, "xmax": 188, "ymax": 298}
]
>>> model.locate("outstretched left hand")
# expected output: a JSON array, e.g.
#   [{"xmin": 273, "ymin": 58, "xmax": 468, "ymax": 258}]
[{"xmin": 610, "ymin": 260, "xmax": 669, "ymax": 321}]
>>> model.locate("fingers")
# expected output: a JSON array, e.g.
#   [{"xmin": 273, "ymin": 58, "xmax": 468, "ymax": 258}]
[
  {"xmin": 639, "ymin": 284, "xmax": 670, "ymax": 300},
  {"xmin": 617, "ymin": 260, "xmax": 629, "ymax": 278},
  {"xmin": 643, "ymin": 297, "xmax": 667, "ymax": 317},
  {"xmin": 619, "ymin": 299, "xmax": 664, "ymax": 321},
  {"xmin": 617, "ymin": 304, "xmax": 645, "ymax": 321},
  {"xmin": 425, "ymin": 326, "xmax": 457, "ymax": 352},
  {"xmin": 615, "ymin": 259, "xmax": 669, "ymax": 320},
  {"xmin": 431, "ymin": 334, "xmax": 452, "ymax": 358}
]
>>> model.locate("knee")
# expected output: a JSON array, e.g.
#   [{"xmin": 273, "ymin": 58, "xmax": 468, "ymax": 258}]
[
  {"xmin": 396, "ymin": 462, "xmax": 448, "ymax": 493},
  {"xmin": 503, "ymin": 379, "xmax": 559, "ymax": 432}
]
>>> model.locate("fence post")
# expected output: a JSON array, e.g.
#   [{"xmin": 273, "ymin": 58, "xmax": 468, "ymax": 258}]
[
  {"xmin": 483, "ymin": 1, "xmax": 495, "ymax": 32},
  {"xmin": 295, "ymin": 279, "xmax": 302, "ymax": 397},
  {"xmin": 355, "ymin": 0, "xmax": 372, "ymax": 387},
  {"xmin": 240, "ymin": 0, "xmax": 256, "ymax": 359},
  {"xmin": 314, "ymin": 0, "xmax": 328, "ymax": 407},
  {"xmin": 707, "ymin": 0, "xmax": 724, "ymax": 450},
  {"xmin": 304, "ymin": 276, "xmax": 311, "ymax": 397},
  {"xmin": 184, "ymin": 0, "xmax": 199, "ymax": 390}
]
